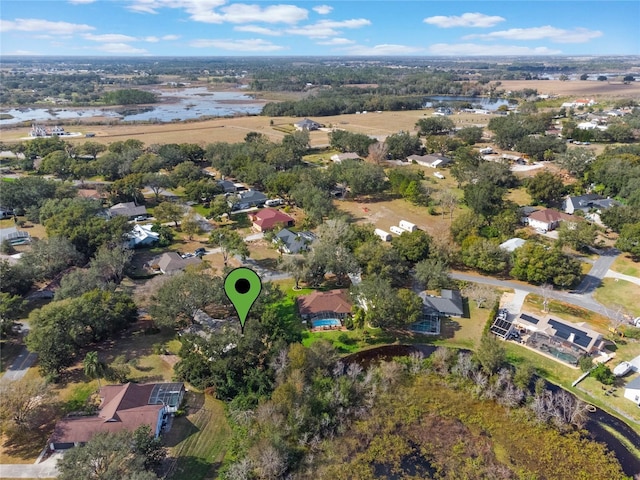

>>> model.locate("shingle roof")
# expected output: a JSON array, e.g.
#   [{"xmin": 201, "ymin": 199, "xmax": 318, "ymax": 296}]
[
  {"xmin": 297, "ymin": 289, "xmax": 352, "ymax": 316},
  {"xmin": 420, "ymin": 289, "xmax": 464, "ymax": 316},
  {"xmin": 109, "ymin": 202, "xmax": 147, "ymax": 218},
  {"xmin": 252, "ymin": 208, "xmax": 294, "ymax": 231},
  {"xmin": 156, "ymin": 252, "xmax": 201, "ymax": 273},
  {"xmin": 528, "ymin": 208, "xmax": 573, "ymax": 224},
  {"xmin": 625, "ymin": 376, "xmax": 640, "ymax": 390},
  {"xmin": 50, "ymin": 383, "xmax": 175, "ymax": 445}
]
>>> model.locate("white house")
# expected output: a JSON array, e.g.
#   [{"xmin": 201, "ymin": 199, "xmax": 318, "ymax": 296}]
[
  {"xmin": 330, "ymin": 152, "xmax": 361, "ymax": 163},
  {"xmin": 527, "ymin": 209, "xmax": 574, "ymax": 232},
  {"xmin": 624, "ymin": 376, "xmax": 640, "ymax": 406},
  {"xmin": 127, "ymin": 224, "xmax": 160, "ymax": 248}
]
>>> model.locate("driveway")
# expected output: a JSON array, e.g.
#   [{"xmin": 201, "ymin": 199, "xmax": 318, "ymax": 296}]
[
  {"xmin": 574, "ymin": 248, "xmax": 620, "ymax": 294},
  {"xmin": 0, "ymin": 452, "xmax": 61, "ymax": 478},
  {"xmin": 0, "ymin": 323, "xmax": 36, "ymax": 384}
]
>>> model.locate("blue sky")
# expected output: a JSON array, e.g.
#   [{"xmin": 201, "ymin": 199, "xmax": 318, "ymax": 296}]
[{"xmin": 1, "ymin": 1, "xmax": 638, "ymax": 56}]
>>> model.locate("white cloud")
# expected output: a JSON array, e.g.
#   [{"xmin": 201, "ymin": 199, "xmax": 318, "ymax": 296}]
[
  {"xmin": 234, "ymin": 25, "xmax": 282, "ymax": 36},
  {"xmin": 341, "ymin": 44, "xmax": 424, "ymax": 56},
  {"xmin": 84, "ymin": 33, "xmax": 137, "ymax": 43},
  {"xmin": 464, "ymin": 26, "xmax": 603, "ymax": 44},
  {"xmin": 287, "ymin": 18, "xmax": 371, "ymax": 38},
  {"xmin": 428, "ymin": 43, "xmax": 562, "ymax": 56},
  {"xmin": 424, "ymin": 12, "xmax": 505, "ymax": 28},
  {"xmin": 189, "ymin": 38, "xmax": 286, "ymax": 52},
  {"xmin": 313, "ymin": 5, "xmax": 332, "ymax": 15},
  {"xmin": 127, "ymin": 0, "xmax": 307, "ymax": 24},
  {"xmin": 4, "ymin": 49, "xmax": 40, "ymax": 55},
  {"xmin": 68, "ymin": 0, "xmax": 96, "ymax": 4},
  {"xmin": 0, "ymin": 18, "xmax": 94, "ymax": 35},
  {"xmin": 162, "ymin": 34, "xmax": 180, "ymax": 40},
  {"xmin": 316, "ymin": 37, "xmax": 354, "ymax": 46},
  {"xmin": 96, "ymin": 42, "xmax": 148, "ymax": 54},
  {"xmin": 220, "ymin": 4, "xmax": 308, "ymax": 24},
  {"xmin": 145, "ymin": 36, "xmax": 160, "ymax": 43}
]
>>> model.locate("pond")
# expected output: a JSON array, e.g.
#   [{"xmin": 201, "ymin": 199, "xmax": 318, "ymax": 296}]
[
  {"xmin": 345, "ymin": 344, "xmax": 640, "ymax": 477},
  {"xmin": 0, "ymin": 87, "xmax": 265, "ymax": 126}
]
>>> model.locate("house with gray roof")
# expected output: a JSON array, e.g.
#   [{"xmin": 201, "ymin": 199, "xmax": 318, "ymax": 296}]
[
  {"xmin": 154, "ymin": 252, "xmax": 202, "ymax": 274},
  {"xmin": 624, "ymin": 376, "xmax": 640, "ymax": 406},
  {"xmin": 563, "ymin": 194, "xmax": 619, "ymax": 215},
  {"xmin": 420, "ymin": 289, "xmax": 464, "ymax": 317},
  {"xmin": 230, "ymin": 190, "xmax": 268, "ymax": 210},
  {"xmin": 274, "ymin": 228, "xmax": 315, "ymax": 254},
  {"xmin": 294, "ymin": 118, "xmax": 322, "ymax": 131},
  {"xmin": 108, "ymin": 202, "xmax": 147, "ymax": 219}
]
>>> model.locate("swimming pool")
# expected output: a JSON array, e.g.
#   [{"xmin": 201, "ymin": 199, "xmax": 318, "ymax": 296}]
[{"xmin": 311, "ymin": 318, "xmax": 342, "ymax": 329}]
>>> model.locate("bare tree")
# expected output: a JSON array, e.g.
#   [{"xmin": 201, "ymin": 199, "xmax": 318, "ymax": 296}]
[
  {"xmin": 452, "ymin": 352, "xmax": 476, "ymax": 379},
  {"xmin": 255, "ymin": 444, "xmax": 288, "ymax": 480},
  {"xmin": 368, "ymin": 141, "xmax": 388, "ymax": 165},
  {"xmin": 463, "ymin": 283, "xmax": 498, "ymax": 309},
  {"xmin": 540, "ymin": 283, "xmax": 553, "ymax": 313},
  {"xmin": 439, "ymin": 190, "xmax": 459, "ymax": 221}
]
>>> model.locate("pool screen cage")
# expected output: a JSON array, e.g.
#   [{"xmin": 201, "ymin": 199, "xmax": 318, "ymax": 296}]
[{"xmin": 149, "ymin": 383, "xmax": 183, "ymax": 408}]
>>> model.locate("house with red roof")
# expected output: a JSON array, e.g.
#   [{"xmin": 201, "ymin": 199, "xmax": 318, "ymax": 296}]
[
  {"xmin": 49, "ymin": 382, "xmax": 184, "ymax": 451},
  {"xmin": 297, "ymin": 289, "xmax": 352, "ymax": 322},
  {"xmin": 251, "ymin": 208, "xmax": 294, "ymax": 232}
]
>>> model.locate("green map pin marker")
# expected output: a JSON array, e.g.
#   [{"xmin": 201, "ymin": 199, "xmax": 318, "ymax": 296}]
[{"xmin": 224, "ymin": 267, "xmax": 262, "ymax": 333}]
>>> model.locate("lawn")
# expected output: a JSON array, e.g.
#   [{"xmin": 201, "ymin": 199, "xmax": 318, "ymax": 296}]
[
  {"xmin": 610, "ymin": 254, "xmax": 640, "ymax": 277},
  {"xmin": 164, "ymin": 393, "xmax": 232, "ymax": 480},
  {"xmin": 593, "ymin": 278, "xmax": 640, "ymax": 317}
]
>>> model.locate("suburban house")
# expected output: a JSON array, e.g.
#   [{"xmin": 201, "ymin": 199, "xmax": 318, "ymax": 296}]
[
  {"xmin": 217, "ymin": 180, "xmax": 237, "ymax": 194},
  {"xmin": 0, "ymin": 227, "xmax": 31, "ymax": 246},
  {"xmin": 624, "ymin": 376, "xmax": 640, "ymax": 406},
  {"xmin": 251, "ymin": 208, "xmax": 294, "ymax": 232},
  {"xmin": 127, "ymin": 224, "xmax": 160, "ymax": 248},
  {"xmin": 274, "ymin": 228, "xmax": 315, "ymax": 254},
  {"xmin": 49, "ymin": 382, "xmax": 185, "ymax": 451},
  {"xmin": 563, "ymin": 194, "xmax": 619, "ymax": 215},
  {"xmin": 421, "ymin": 289, "xmax": 464, "ymax": 317},
  {"xmin": 297, "ymin": 289, "xmax": 352, "ymax": 322},
  {"xmin": 154, "ymin": 252, "xmax": 202, "ymax": 274},
  {"xmin": 108, "ymin": 202, "xmax": 147, "ymax": 219},
  {"xmin": 230, "ymin": 190, "xmax": 268, "ymax": 210},
  {"xmin": 513, "ymin": 313, "xmax": 604, "ymax": 355},
  {"xmin": 407, "ymin": 153, "xmax": 452, "ymax": 168},
  {"xmin": 294, "ymin": 118, "xmax": 322, "ymax": 131},
  {"xmin": 527, "ymin": 208, "xmax": 575, "ymax": 232},
  {"xmin": 330, "ymin": 152, "xmax": 361, "ymax": 163}
]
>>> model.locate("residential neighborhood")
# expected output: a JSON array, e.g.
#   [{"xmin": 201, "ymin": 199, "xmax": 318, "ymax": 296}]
[{"xmin": 1, "ymin": 53, "xmax": 640, "ymax": 480}]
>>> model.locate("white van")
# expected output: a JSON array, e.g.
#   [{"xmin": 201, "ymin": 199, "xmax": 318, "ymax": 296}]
[
  {"xmin": 265, "ymin": 198, "xmax": 284, "ymax": 207},
  {"xmin": 434, "ymin": 172, "xmax": 445, "ymax": 179},
  {"xmin": 390, "ymin": 226, "xmax": 404, "ymax": 235},
  {"xmin": 398, "ymin": 220, "xmax": 417, "ymax": 232},
  {"xmin": 374, "ymin": 228, "xmax": 392, "ymax": 242}
]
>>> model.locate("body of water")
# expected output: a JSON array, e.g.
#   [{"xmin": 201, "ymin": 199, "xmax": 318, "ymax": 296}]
[
  {"xmin": 424, "ymin": 95, "xmax": 512, "ymax": 110},
  {"xmin": 0, "ymin": 87, "xmax": 265, "ymax": 126}
]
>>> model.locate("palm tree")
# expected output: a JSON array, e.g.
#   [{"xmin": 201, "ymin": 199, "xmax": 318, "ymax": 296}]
[{"xmin": 83, "ymin": 351, "xmax": 105, "ymax": 390}]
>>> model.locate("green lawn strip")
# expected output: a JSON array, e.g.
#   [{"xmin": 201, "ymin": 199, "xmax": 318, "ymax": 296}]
[
  {"xmin": 190, "ymin": 204, "xmax": 210, "ymax": 217},
  {"xmin": 593, "ymin": 278, "xmax": 640, "ymax": 317},
  {"xmin": 610, "ymin": 255, "xmax": 640, "ymax": 277},
  {"xmin": 166, "ymin": 394, "xmax": 231, "ymax": 480}
]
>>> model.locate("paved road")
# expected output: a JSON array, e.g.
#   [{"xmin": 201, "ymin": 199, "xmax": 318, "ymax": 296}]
[
  {"xmin": 574, "ymin": 248, "xmax": 620, "ymax": 294},
  {"xmin": 605, "ymin": 269, "xmax": 640, "ymax": 287},
  {"xmin": 0, "ymin": 324, "xmax": 36, "ymax": 384},
  {"xmin": 450, "ymin": 272, "xmax": 606, "ymax": 314}
]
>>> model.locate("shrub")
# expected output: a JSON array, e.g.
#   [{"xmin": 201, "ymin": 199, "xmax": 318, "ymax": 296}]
[{"xmin": 590, "ymin": 363, "xmax": 614, "ymax": 385}]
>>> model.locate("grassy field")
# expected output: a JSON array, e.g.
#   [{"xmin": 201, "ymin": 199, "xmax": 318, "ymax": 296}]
[
  {"xmin": 164, "ymin": 393, "xmax": 231, "ymax": 480},
  {"xmin": 593, "ymin": 278, "xmax": 640, "ymax": 317},
  {"xmin": 610, "ymin": 254, "xmax": 640, "ymax": 277}
]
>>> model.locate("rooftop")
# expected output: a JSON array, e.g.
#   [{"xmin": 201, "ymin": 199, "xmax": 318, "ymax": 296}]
[{"xmin": 297, "ymin": 289, "xmax": 352, "ymax": 317}]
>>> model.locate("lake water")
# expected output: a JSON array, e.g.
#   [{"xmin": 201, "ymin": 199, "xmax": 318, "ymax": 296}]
[
  {"xmin": 0, "ymin": 87, "xmax": 265, "ymax": 126},
  {"xmin": 424, "ymin": 95, "xmax": 512, "ymax": 110}
]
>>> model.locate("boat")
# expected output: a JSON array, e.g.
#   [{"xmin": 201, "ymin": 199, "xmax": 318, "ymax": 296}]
[{"xmin": 613, "ymin": 361, "xmax": 632, "ymax": 377}]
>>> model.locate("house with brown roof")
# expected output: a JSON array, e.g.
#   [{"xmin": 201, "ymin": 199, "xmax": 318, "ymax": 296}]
[
  {"xmin": 49, "ymin": 382, "xmax": 185, "ymax": 451},
  {"xmin": 527, "ymin": 208, "xmax": 575, "ymax": 232},
  {"xmin": 251, "ymin": 208, "xmax": 294, "ymax": 232},
  {"xmin": 297, "ymin": 289, "xmax": 352, "ymax": 322}
]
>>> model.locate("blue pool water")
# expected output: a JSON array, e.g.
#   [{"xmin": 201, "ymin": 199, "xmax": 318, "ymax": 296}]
[{"xmin": 311, "ymin": 318, "xmax": 341, "ymax": 328}]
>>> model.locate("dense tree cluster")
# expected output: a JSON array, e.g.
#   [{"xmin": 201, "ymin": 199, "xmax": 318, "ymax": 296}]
[
  {"xmin": 26, "ymin": 290, "xmax": 137, "ymax": 379},
  {"xmin": 101, "ymin": 88, "xmax": 157, "ymax": 105}
]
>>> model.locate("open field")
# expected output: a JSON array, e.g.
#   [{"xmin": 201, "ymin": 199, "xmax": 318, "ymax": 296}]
[
  {"xmin": 496, "ymin": 79, "xmax": 640, "ymax": 99},
  {"xmin": 594, "ymin": 278, "xmax": 640, "ymax": 317}
]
